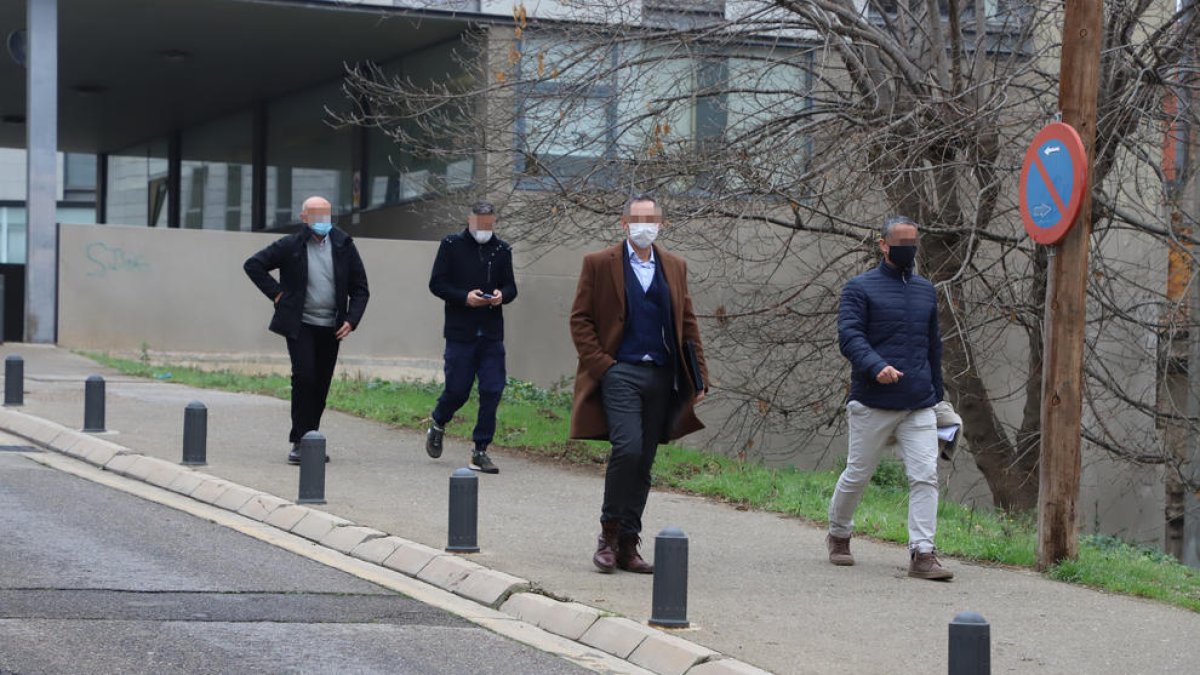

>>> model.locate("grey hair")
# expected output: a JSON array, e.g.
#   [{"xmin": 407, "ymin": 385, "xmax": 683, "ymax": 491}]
[
  {"xmin": 623, "ymin": 193, "xmax": 661, "ymax": 216},
  {"xmin": 881, "ymin": 215, "xmax": 918, "ymax": 240}
]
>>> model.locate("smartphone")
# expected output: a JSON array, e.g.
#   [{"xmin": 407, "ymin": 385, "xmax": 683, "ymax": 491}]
[{"xmin": 480, "ymin": 293, "xmax": 494, "ymax": 300}]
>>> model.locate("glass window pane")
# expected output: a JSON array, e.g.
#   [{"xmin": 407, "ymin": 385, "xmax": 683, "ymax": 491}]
[
  {"xmin": 0, "ymin": 206, "xmax": 26, "ymax": 264},
  {"xmin": 267, "ymin": 82, "xmax": 354, "ymax": 227},
  {"xmin": 63, "ymin": 153, "xmax": 97, "ymax": 191},
  {"xmin": 525, "ymin": 95, "xmax": 609, "ymax": 158},
  {"xmin": 367, "ymin": 39, "xmax": 476, "ymax": 208},
  {"xmin": 614, "ymin": 44, "xmax": 696, "ymax": 157},
  {"xmin": 181, "ymin": 112, "xmax": 253, "ymax": 231},
  {"xmin": 106, "ymin": 139, "xmax": 170, "ymax": 227}
]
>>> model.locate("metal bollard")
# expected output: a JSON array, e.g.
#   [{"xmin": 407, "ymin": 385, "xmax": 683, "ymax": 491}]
[
  {"xmin": 297, "ymin": 431, "xmax": 326, "ymax": 504},
  {"xmin": 181, "ymin": 401, "xmax": 207, "ymax": 466},
  {"xmin": 4, "ymin": 355, "xmax": 23, "ymax": 406},
  {"xmin": 649, "ymin": 527, "xmax": 689, "ymax": 628},
  {"xmin": 447, "ymin": 468, "xmax": 479, "ymax": 553},
  {"xmin": 83, "ymin": 375, "xmax": 106, "ymax": 432},
  {"xmin": 948, "ymin": 611, "xmax": 991, "ymax": 675}
]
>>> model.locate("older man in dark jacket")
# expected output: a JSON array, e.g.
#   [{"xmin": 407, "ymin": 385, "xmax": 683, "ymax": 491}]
[
  {"xmin": 244, "ymin": 196, "xmax": 369, "ymax": 464},
  {"xmin": 827, "ymin": 215, "xmax": 952, "ymax": 581}
]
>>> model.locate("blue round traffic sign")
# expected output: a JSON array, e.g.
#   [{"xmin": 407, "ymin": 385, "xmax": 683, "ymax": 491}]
[{"xmin": 1019, "ymin": 122, "xmax": 1088, "ymax": 245}]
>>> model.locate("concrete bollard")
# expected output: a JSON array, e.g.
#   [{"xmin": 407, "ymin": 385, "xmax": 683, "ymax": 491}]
[
  {"xmin": 447, "ymin": 468, "xmax": 479, "ymax": 553},
  {"xmin": 948, "ymin": 611, "xmax": 990, "ymax": 675},
  {"xmin": 181, "ymin": 401, "xmax": 207, "ymax": 466},
  {"xmin": 83, "ymin": 375, "xmax": 106, "ymax": 433},
  {"xmin": 297, "ymin": 431, "xmax": 326, "ymax": 504},
  {"xmin": 649, "ymin": 527, "xmax": 689, "ymax": 628},
  {"xmin": 4, "ymin": 355, "xmax": 23, "ymax": 406}
]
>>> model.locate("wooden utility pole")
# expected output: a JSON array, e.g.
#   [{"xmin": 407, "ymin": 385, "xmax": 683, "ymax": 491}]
[{"xmin": 1037, "ymin": 0, "xmax": 1104, "ymax": 570}]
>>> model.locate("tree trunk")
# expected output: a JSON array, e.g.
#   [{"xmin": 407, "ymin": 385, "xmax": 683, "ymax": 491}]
[{"xmin": 924, "ymin": 231, "xmax": 1042, "ymax": 511}]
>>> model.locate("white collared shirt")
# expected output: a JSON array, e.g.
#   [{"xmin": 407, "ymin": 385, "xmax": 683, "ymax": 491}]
[{"xmin": 626, "ymin": 240, "xmax": 656, "ymax": 293}]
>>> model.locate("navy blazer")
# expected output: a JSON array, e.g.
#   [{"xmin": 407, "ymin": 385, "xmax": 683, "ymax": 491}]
[
  {"xmin": 837, "ymin": 261, "xmax": 943, "ymax": 410},
  {"xmin": 243, "ymin": 227, "xmax": 370, "ymax": 339}
]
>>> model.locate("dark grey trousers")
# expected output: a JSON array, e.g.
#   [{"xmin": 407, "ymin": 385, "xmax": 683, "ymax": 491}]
[{"xmin": 600, "ymin": 361, "xmax": 674, "ymax": 536}]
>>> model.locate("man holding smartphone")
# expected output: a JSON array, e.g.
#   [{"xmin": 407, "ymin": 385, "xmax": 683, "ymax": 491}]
[{"xmin": 425, "ymin": 201, "xmax": 518, "ymax": 473}]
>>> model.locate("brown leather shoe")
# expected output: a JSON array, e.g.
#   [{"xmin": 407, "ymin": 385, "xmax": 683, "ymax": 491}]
[
  {"xmin": 909, "ymin": 549, "xmax": 954, "ymax": 580},
  {"xmin": 826, "ymin": 534, "xmax": 855, "ymax": 566},
  {"xmin": 592, "ymin": 521, "xmax": 620, "ymax": 573},
  {"xmin": 616, "ymin": 533, "xmax": 654, "ymax": 574}
]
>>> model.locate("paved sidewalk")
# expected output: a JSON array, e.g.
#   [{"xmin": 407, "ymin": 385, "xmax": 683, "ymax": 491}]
[{"xmin": 4, "ymin": 345, "xmax": 1199, "ymax": 674}]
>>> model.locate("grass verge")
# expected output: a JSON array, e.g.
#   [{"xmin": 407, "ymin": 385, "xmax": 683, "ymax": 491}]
[{"xmin": 84, "ymin": 352, "xmax": 1200, "ymax": 612}]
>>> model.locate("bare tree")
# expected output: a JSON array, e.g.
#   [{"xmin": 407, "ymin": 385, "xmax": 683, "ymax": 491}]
[{"xmin": 342, "ymin": 0, "xmax": 1200, "ymax": 513}]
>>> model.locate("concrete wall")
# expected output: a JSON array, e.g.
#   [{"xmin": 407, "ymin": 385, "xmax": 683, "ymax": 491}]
[
  {"xmin": 56, "ymin": 220, "xmax": 1172, "ymax": 546},
  {"xmin": 57, "ymin": 223, "xmax": 582, "ymax": 387}
]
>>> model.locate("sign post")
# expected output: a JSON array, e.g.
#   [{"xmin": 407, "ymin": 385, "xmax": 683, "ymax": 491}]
[{"xmin": 1019, "ymin": 0, "xmax": 1103, "ymax": 570}]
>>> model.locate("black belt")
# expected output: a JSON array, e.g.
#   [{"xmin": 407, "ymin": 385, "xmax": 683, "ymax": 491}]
[{"xmin": 630, "ymin": 360, "xmax": 661, "ymax": 368}]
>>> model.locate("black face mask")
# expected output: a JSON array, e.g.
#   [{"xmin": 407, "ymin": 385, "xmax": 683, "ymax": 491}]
[{"xmin": 887, "ymin": 245, "xmax": 917, "ymax": 270}]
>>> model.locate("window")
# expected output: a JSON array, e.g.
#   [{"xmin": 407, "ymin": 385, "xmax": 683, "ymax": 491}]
[
  {"xmin": 516, "ymin": 36, "xmax": 617, "ymax": 189},
  {"xmin": 266, "ymin": 82, "xmax": 354, "ymax": 227},
  {"xmin": 63, "ymin": 153, "xmax": 97, "ymax": 202},
  {"xmin": 869, "ymin": 0, "xmax": 1030, "ymax": 29},
  {"xmin": 0, "ymin": 206, "xmax": 25, "ymax": 264},
  {"xmin": 107, "ymin": 139, "xmax": 170, "ymax": 227},
  {"xmin": 515, "ymin": 34, "xmax": 813, "ymax": 195},
  {"xmin": 0, "ymin": 204, "xmax": 94, "ymax": 264},
  {"xmin": 366, "ymin": 40, "xmax": 477, "ymax": 207},
  {"xmin": 643, "ymin": 0, "xmax": 725, "ymax": 30},
  {"xmin": 180, "ymin": 112, "xmax": 253, "ymax": 231}
]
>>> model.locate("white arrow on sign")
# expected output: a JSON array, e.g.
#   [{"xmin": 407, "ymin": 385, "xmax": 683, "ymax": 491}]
[
  {"xmin": 1043, "ymin": 145, "xmax": 1062, "ymax": 156},
  {"xmin": 1032, "ymin": 204, "xmax": 1053, "ymax": 218}
]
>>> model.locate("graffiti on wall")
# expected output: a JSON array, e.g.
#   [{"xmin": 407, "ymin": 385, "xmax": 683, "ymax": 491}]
[{"xmin": 85, "ymin": 241, "xmax": 149, "ymax": 277}]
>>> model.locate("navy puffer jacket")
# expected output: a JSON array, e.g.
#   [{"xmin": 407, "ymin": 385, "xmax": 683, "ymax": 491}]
[{"xmin": 838, "ymin": 261, "xmax": 944, "ymax": 410}]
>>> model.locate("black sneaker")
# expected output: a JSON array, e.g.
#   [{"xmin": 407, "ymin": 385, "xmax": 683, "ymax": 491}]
[
  {"xmin": 469, "ymin": 450, "xmax": 499, "ymax": 474},
  {"xmin": 287, "ymin": 444, "xmax": 330, "ymax": 465},
  {"xmin": 426, "ymin": 423, "xmax": 445, "ymax": 459}
]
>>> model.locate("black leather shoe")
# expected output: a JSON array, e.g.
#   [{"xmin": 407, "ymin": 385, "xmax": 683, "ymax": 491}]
[{"xmin": 426, "ymin": 423, "xmax": 445, "ymax": 459}]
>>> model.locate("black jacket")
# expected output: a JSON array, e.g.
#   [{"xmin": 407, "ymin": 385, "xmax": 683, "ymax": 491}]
[
  {"xmin": 244, "ymin": 227, "xmax": 370, "ymax": 339},
  {"xmin": 429, "ymin": 229, "xmax": 517, "ymax": 341}
]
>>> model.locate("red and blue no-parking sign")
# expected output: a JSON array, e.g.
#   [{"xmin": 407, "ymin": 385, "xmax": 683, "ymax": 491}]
[{"xmin": 1019, "ymin": 122, "xmax": 1089, "ymax": 245}]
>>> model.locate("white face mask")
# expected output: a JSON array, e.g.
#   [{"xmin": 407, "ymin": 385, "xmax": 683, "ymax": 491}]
[
  {"xmin": 472, "ymin": 229, "xmax": 493, "ymax": 244},
  {"xmin": 628, "ymin": 223, "xmax": 659, "ymax": 249}
]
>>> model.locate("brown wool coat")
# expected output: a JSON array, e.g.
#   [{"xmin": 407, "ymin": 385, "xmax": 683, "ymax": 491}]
[{"xmin": 568, "ymin": 242, "xmax": 708, "ymax": 441}]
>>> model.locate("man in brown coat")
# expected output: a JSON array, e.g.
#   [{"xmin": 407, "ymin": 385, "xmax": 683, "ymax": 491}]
[{"xmin": 569, "ymin": 194, "xmax": 708, "ymax": 574}]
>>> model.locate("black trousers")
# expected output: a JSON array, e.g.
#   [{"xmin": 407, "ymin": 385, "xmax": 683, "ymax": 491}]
[
  {"xmin": 599, "ymin": 361, "xmax": 674, "ymax": 536},
  {"xmin": 286, "ymin": 323, "xmax": 340, "ymax": 444}
]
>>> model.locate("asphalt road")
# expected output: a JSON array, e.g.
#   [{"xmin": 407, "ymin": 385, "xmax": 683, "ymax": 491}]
[{"xmin": 0, "ymin": 449, "xmax": 589, "ymax": 675}]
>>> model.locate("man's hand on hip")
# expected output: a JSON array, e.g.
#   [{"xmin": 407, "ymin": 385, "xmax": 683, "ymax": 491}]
[
  {"xmin": 876, "ymin": 365, "xmax": 904, "ymax": 384},
  {"xmin": 335, "ymin": 321, "xmax": 353, "ymax": 340}
]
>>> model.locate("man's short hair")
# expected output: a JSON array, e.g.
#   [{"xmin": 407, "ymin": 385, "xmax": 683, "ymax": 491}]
[
  {"xmin": 623, "ymin": 193, "xmax": 661, "ymax": 217},
  {"xmin": 471, "ymin": 201, "xmax": 496, "ymax": 216},
  {"xmin": 881, "ymin": 215, "xmax": 918, "ymax": 240}
]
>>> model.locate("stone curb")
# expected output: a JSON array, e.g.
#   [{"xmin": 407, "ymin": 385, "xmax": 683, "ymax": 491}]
[
  {"xmin": 581, "ymin": 616, "xmax": 661, "ymax": 659},
  {"xmin": 629, "ymin": 631, "xmax": 721, "ymax": 675},
  {"xmin": 501, "ymin": 592, "xmax": 603, "ymax": 641},
  {"xmin": 0, "ymin": 408, "xmax": 770, "ymax": 675}
]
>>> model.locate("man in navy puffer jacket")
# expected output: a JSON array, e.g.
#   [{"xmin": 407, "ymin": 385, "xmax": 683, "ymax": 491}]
[{"xmin": 827, "ymin": 216, "xmax": 953, "ymax": 581}]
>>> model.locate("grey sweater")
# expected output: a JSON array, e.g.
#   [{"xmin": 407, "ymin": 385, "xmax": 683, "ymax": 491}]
[{"xmin": 302, "ymin": 237, "xmax": 337, "ymax": 327}]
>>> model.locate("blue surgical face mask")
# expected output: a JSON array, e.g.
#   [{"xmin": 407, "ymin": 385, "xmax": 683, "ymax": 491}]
[{"xmin": 310, "ymin": 221, "xmax": 333, "ymax": 237}]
